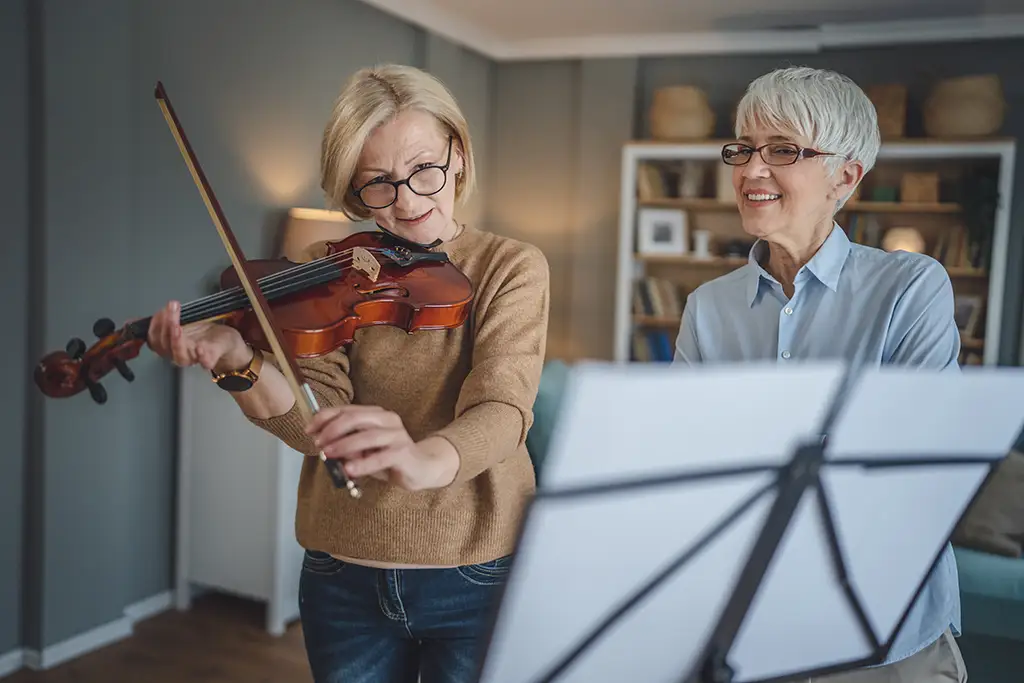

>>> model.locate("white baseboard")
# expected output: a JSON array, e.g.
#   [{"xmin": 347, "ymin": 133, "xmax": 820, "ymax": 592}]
[
  {"xmin": 123, "ymin": 591, "xmax": 173, "ymax": 623},
  {"xmin": 14, "ymin": 590, "xmax": 174, "ymax": 674},
  {"xmin": 0, "ymin": 650, "xmax": 24, "ymax": 678}
]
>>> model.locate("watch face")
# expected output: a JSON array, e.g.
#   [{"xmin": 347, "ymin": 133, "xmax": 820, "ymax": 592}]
[{"xmin": 217, "ymin": 374, "xmax": 254, "ymax": 392}]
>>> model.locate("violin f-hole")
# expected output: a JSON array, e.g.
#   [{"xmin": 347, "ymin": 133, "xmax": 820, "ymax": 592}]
[{"xmin": 357, "ymin": 283, "xmax": 410, "ymax": 299}]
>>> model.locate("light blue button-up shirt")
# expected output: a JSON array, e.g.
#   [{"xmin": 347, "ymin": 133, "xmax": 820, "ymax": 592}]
[{"xmin": 674, "ymin": 223, "xmax": 962, "ymax": 666}]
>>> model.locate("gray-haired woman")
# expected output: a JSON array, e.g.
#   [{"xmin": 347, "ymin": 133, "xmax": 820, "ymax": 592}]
[{"xmin": 675, "ymin": 66, "xmax": 965, "ymax": 683}]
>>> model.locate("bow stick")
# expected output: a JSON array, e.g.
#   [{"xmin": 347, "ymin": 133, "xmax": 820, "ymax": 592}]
[{"xmin": 154, "ymin": 81, "xmax": 361, "ymax": 499}]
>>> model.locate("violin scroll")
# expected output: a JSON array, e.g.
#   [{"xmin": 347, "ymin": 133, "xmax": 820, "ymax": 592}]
[{"xmin": 34, "ymin": 316, "xmax": 145, "ymax": 403}]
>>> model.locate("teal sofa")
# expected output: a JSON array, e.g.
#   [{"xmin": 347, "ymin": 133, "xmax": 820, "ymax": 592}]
[
  {"xmin": 952, "ymin": 547, "xmax": 1024, "ymax": 683},
  {"xmin": 525, "ymin": 359, "xmax": 571, "ymax": 483},
  {"xmin": 526, "ymin": 360, "xmax": 1024, "ymax": 683}
]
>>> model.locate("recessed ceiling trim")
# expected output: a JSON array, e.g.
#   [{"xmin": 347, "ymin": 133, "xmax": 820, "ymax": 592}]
[
  {"xmin": 355, "ymin": 3, "xmax": 1024, "ymax": 61},
  {"xmin": 819, "ymin": 15, "xmax": 1024, "ymax": 48},
  {"xmin": 358, "ymin": 0, "xmax": 503, "ymax": 56}
]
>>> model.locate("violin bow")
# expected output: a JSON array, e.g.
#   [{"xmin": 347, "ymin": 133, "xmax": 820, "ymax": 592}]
[{"xmin": 154, "ymin": 81, "xmax": 361, "ymax": 499}]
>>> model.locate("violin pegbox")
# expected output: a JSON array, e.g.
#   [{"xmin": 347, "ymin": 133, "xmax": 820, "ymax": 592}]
[
  {"xmin": 34, "ymin": 316, "xmax": 144, "ymax": 404},
  {"xmin": 350, "ymin": 246, "xmax": 381, "ymax": 282}
]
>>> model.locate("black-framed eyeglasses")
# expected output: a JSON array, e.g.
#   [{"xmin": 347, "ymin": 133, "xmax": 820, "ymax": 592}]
[
  {"xmin": 352, "ymin": 136, "xmax": 453, "ymax": 209},
  {"xmin": 721, "ymin": 142, "xmax": 848, "ymax": 167}
]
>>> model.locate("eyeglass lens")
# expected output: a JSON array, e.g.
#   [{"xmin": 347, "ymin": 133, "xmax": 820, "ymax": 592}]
[
  {"xmin": 359, "ymin": 167, "xmax": 447, "ymax": 208},
  {"xmin": 722, "ymin": 143, "xmax": 801, "ymax": 166}
]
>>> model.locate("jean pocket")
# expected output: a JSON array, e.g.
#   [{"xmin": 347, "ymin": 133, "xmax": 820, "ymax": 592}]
[
  {"xmin": 302, "ymin": 549, "xmax": 347, "ymax": 576},
  {"xmin": 456, "ymin": 555, "xmax": 513, "ymax": 586}
]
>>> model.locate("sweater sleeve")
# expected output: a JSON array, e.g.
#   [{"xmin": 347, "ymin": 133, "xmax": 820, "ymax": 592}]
[
  {"xmin": 245, "ymin": 349, "xmax": 354, "ymax": 456},
  {"xmin": 432, "ymin": 243, "xmax": 550, "ymax": 484}
]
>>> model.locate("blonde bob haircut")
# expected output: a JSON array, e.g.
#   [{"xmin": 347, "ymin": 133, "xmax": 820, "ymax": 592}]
[{"xmin": 320, "ymin": 64, "xmax": 476, "ymax": 221}]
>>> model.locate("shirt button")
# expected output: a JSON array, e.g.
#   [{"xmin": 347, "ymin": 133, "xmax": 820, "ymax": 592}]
[
  {"xmin": 781, "ymin": 351, "xmax": 791, "ymax": 359},
  {"xmin": 784, "ymin": 307, "xmax": 793, "ymax": 315}
]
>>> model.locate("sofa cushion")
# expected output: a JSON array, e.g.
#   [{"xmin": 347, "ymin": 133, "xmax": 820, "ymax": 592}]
[
  {"xmin": 952, "ymin": 451, "xmax": 1024, "ymax": 557},
  {"xmin": 953, "ymin": 545, "xmax": 1024, "ymax": 640},
  {"xmin": 526, "ymin": 360, "xmax": 571, "ymax": 479}
]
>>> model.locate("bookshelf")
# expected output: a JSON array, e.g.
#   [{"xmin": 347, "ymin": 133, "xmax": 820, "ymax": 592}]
[{"xmin": 615, "ymin": 138, "xmax": 1016, "ymax": 366}]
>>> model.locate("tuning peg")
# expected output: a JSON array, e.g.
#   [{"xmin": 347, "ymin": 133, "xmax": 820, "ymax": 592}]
[
  {"xmin": 113, "ymin": 358, "xmax": 135, "ymax": 382},
  {"xmin": 93, "ymin": 317, "xmax": 116, "ymax": 338},
  {"xmin": 85, "ymin": 377, "xmax": 107, "ymax": 404},
  {"xmin": 66, "ymin": 337, "xmax": 86, "ymax": 360}
]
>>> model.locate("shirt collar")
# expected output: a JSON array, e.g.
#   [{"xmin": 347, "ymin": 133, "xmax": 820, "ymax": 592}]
[{"xmin": 745, "ymin": 223, "xmax": 851, "ymax": 306}]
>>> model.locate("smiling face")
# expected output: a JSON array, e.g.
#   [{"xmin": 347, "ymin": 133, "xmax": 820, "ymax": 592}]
[
  {"xmin": 731, "ymin": 124, "xmax": 862, "ymax": 250},
  {"xmin": 351, "ymin": 109, "xmax": 464, "ymax": 245}
]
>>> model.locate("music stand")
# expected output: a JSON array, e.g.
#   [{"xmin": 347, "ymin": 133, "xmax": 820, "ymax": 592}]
[{"xmin": 474, "ymin": 360, "xmax": 1024, "ymax": 683}]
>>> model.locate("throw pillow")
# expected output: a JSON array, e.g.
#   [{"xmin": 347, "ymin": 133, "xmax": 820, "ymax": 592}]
[{"xmin": 952, "ymin": 450, "xmax": 1024, "ymax": 557}]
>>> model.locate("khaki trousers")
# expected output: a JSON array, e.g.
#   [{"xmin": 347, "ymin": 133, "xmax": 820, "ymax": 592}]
[{"xmin": 808, "ymin": 630, "xmax": 967, "ymax": 683}]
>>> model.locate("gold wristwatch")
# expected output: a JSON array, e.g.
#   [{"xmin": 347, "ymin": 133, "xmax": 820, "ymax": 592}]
[{"xmin": 211, "ymin": 347, "xmax": 263, "ymax": 392}]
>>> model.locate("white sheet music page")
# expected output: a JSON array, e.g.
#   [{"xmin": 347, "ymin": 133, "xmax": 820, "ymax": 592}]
[
  {"xmin": 479, "ymin": 361, "xmax": 853, "ymax": 683},
  {"xmin": 540, "ymin": 360, "xmax": 847, "ymax": 492},
  {"xmin": 823, "ymin": 365, "xmax": 1024, "ymax": 649}
]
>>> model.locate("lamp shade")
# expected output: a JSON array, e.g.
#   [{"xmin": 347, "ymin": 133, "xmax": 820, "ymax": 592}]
[
  {"xmin": 278, "ymin": 207, "xmax": 356, "ymax": 262},
  {"xmin": 881, "ymin": 227, "xmax": 925, "ymax": 254}
]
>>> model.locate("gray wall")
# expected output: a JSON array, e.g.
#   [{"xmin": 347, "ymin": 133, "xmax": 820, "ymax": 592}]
[
  {"xmin": 1, "ymin": 0, "xmax": 29, "ymax": 658},
  {"xmin": 486, "ymin": 59, "xmax": 638, "ymax": 360},
  {"xmin": 638, "ymin": 40, "xmax": 1024, "ymax": 365},
  {"xmin": 6, "ymin": 0, "xmax": 494, "ymax": 655},
  {"xmin": 422, "ymin": 33, "xmax": 494, "ymax": 228}
]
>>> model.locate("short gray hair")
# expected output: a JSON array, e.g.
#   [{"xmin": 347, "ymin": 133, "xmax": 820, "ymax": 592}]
[{"xmin": 735, "ymin": 66, "xmax": 880, "ymax": 208}]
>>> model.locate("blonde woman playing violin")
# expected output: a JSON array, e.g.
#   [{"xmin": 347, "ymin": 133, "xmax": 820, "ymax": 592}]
[{"xmin": 147, "ymin": 64, "xmax": 550, "ymax": 683}]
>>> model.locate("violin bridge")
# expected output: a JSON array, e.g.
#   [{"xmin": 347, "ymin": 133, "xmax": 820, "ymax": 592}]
[{"xmin": 351, "ymin": 246, "xmax": 380, "ymax": 282}]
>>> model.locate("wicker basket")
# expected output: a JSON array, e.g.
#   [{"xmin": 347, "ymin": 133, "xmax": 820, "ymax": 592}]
[
  {"xmin": 649, "ymin": 86, "xmax": 715, "ymax": 140},
  {"xmin": 923, "ymin": 75, "xmax": 1005, "ymax": 138}
]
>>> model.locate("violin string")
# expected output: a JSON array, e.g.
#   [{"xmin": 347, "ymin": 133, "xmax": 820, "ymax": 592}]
[
  {"xmin": 175, "ymin": 246, "xmax": 396, "ymax": 325},
  {"xmin": 180, "ymin": 254, "xmax": 354, "ymax": 319},
  {"xmin": 118, "ymin": 247, "xmax": 364, "ymax": 339},
  {"xmin": 184, "ymin": 245, "xmax": 376, "ymax": 309},
  {"xmin": 179, "ymin": 252, "xmax": 363, "ymax": 323}
]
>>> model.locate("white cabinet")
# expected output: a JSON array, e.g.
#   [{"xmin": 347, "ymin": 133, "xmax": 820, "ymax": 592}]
[{"xmin": 174, "ymin": 365, "xmax": 305, "ymax": 636}]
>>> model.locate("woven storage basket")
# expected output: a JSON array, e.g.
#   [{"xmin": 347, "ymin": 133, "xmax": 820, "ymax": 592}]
[
  {"xmin": 924, "ymin": 75, "xmax": 1005, "ymax": 138},
  {"xmin": 649, "ymin": 86, "xmax": 715, "ymax": 140}
]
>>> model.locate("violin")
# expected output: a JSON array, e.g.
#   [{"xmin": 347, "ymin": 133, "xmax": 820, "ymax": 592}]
[
  {"xmin": 32, "ymin": 230, "xmax": 473, "ymax": 403},
  {"xmin": 32, "ymin": 81, "xmax": 474, "ymax": 498}
]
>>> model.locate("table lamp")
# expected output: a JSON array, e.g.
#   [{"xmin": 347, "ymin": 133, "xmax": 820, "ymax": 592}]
[{"xmin": 277, "ymin": 207, "xmax": 355, "ymax": 263}]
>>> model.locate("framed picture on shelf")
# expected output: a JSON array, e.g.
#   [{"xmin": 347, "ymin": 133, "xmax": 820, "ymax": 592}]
[
  {"xmin": 637, "ymin": 208, "xmax": 687, "ymax": 255},
  {"xmin": 954, "ymin": 294, "xmax": 983, "ymax": 339}
]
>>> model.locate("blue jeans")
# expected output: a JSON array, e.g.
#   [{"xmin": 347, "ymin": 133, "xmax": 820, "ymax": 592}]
[{"xmin": 298, "ymin": 549, "xmax": 510, "ymax": 683}]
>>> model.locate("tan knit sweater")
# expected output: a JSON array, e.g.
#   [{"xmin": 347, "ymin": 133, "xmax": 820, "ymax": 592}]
[{"xmin": 247, "ymin": 224, "xmax": 550, "ymax": 566}]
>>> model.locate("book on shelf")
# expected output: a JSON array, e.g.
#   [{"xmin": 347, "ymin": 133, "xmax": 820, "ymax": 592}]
[
  {"xmin": 632, "ymin": 276, "xmax": 683, "ymax": 362},
  {"xmin": 632, "ymin": 329, "xmax": 675, "ymax": 362},
  {"xmin": 633, "ymin": 276, "xmax": 683, "ymax": 319}
]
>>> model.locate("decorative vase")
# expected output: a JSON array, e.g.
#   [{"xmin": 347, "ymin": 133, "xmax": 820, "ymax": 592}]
[
  {"xmin": 923, "ymin": 75, "xmax": 1006, "ymax": 138},
  {"xmin": 649, "ymin": 86, "xmax": 715, "ymax": 140}
]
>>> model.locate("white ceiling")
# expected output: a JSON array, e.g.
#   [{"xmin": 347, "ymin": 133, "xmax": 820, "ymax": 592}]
[{"xmin": 357, "ymin": 0, "xmax": 1024, "ymax": 60}]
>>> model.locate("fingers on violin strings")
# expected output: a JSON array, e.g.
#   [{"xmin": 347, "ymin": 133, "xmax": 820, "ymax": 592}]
[
  {"xmin": 170, "ymin": 321, "xmax": 195, "ymax": 367},
  {"xmin": 151, "ymin": 302, "xmax": 177, "ymax": 355}
]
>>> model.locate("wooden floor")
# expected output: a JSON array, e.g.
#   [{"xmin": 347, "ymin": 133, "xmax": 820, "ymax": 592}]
[{"xmin": 8, "ymin": 594, "xmax": 313, "ymax": 683}]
